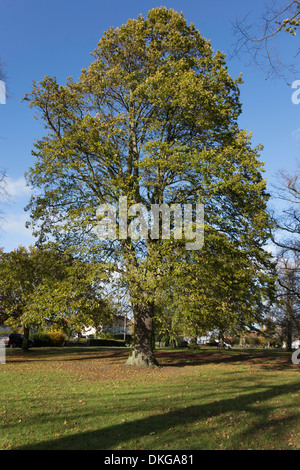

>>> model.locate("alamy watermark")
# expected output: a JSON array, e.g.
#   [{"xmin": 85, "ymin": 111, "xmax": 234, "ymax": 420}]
[
  {"xmin": 291, "ymin": 348, "xmax": 300, "ymax": 365},
  {"xmin": 291, "ymin": 80, "xmax": 300, "ymax": 104},
  {"xmin": 95, "ymin": 197, "xmax": 204, "ymax": 250},
  {"xmin": 0, "ymin": 80, "xmax": 6, "ymax": 104}
]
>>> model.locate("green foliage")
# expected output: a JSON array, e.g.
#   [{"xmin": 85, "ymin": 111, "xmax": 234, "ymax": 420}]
[
  {"xmin": 22, "ymin": 8, "xmax": 276, "ymax": 362},
  {"xmin": 0, "ymin": 245, "xmax": 114, "ymax": 332},
  {"xmin": 156, "ymin": 332, "xmax": 182, "ymax": 348},
  {"xmin": 47, "ymin": 331, "xmax": 66, "ymax": 346},
  {"xmin": 245, "ymin": 334, "xmax": 261, "ymax": 347},
  {"xmin": 280, "ymin": 16, "xmax": 300, "ymax": 36},
  {"xmin": 30, "ymin": 331, "xmax": 66, "ymax": 347},
  {"xmin": 30, "ymin": 332, "xmax": 52, "ymax": 347},
  {"xmin": 154, "ymin": 229, "xmax": 276, "ymax": 339}
]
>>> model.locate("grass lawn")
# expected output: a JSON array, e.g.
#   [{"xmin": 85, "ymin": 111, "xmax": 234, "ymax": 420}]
[{"xmin": 0, "ymin": 346, "xmax": 299, "ymax": 450}]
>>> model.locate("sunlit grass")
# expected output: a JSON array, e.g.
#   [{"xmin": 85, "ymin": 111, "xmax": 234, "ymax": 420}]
[{"xmin": 0, "ymin": 347, "xmax": 299, "ymax": 450}]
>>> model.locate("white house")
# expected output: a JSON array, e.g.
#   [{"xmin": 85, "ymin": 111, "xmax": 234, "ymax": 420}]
[{"xmin": 81, "ymin": 315, "xmax": 132, "ymax": 338}]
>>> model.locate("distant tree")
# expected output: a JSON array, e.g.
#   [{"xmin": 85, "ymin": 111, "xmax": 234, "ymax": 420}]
[
  {"xmin": 0, "ymin": 59, "xmax": 7, "ymax": 222},
  {"xmin": 258, "ymin": 316, "xmax": 282, "ymax": 348},
  {"xmin": 273, "ymin": 248, "xmax": 300, "ymax": 350},
  {"xmin": 270, "ymin": 162, "xmax": 300, "ymax": 265},
  {"xmin": 0, "ymin": 245, "xmax": 113, "ymax": 350},
  {"xmin": 232, "ymin": 0, "xmax": 300, "ymax": 80},
  {"xmin": 266, "ymin": 162, "xmax": 300, "ymax": 349}
]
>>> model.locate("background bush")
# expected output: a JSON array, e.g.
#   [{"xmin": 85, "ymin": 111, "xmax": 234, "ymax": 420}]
[
  {"xmin": 31, "ymin": 331, "xmax": 66, "ymax": 347},
  {"xmin": 47, "ymin": 331, "xmax": 66, "ymax": 346}
]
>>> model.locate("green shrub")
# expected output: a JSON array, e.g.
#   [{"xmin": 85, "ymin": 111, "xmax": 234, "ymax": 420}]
[
  {"xmin": 157, "ymin": 332, "xmax": 181, "ymax": 348},
  {"xmin": 30, "ymin": 333, "xmax": 52, "ymax": 347},
  {"xmin": 100, "ymin": 333, "xmax": 119, "ymax": 340},
  {"xmin": 47, "ymin": 331, "xmax": 66, "ymax": 346},
  {"xmin": 30, "ymin": 331, "xmax": 66, "ymax": 347},
  {"xmin": 100, "ymin": 333, "xmax": 132, "ymax": 342}
]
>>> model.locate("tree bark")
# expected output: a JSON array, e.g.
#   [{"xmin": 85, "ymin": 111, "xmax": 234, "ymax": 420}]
[
  {"xmin": 22, "ymin": 326, "xmax": 30, "ymax": 351},
  {"xmin": 125, "ymin": 302, "xmax": 159, "ymax": 367},
  {"xmin": 285, "ymin": 299, "xmax": 294, "ymax": 352},
  {"xmin": 286, "ymin": 318, "xmax": 293, "ymax": 352}
]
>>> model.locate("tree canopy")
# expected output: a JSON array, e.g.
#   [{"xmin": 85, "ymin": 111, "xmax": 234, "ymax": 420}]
[{"xmin": 0, "ymin": 245, "xmax": 113, "ymax": 348}]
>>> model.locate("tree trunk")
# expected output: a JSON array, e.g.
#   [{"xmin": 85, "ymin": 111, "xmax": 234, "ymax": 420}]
[
  {"xmin": 218, "ymin": 332, "xmax": 224, "ymax": 349},
  {"xmin": 285, "ymin": 303, "xmax": 293, "ymax": 352},
  {"xmin": 22, "ymin": 326, "xmax": 30, "ymax": 351},
  {"xmin": 286, "ymin": 320, "xmax": 293, "ymax": 352},
  {"xmin": 125, "ymin": 303, "xmax": 159, "ymax": 368}
]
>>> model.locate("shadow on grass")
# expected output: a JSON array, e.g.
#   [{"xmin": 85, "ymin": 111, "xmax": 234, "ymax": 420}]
[
  {"xmin": 6, "ymin": 347, "xmax": 129, "ymax": 364},
  {"xmin": 154, "ymin": 349, "xmax": 294, "ymax": 371},
  {"xmin": 7, "ymin": 347, "xmax": 295, "ymax": 371},
  {"xmin": 17, "ymin": 380, "xmax": 300, "ymax": 450}
]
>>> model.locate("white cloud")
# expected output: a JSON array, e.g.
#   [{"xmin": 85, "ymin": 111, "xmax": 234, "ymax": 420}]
[
  {"xmin": 5, "ymin": 176, "xmax": 32, "ymax": 199},
  {"xmin": 0, "ymin": 176, "xmax": 36, "ymax": 251},
  {"xmin": 0, "ymin": 213, "xmax": 36, "ymax": 251},
  {"xmin": 1, "ymin": 213, "xmax": 33, "ymax": 237}
]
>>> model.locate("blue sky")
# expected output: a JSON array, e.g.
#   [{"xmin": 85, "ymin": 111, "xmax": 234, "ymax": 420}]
[{"xmin": 0, "ymin": 0, "xmax": 299, "ymax": 252}]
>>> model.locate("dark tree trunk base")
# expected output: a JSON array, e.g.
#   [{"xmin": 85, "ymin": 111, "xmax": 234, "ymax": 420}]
[
  {"xmin": 125, "ymin": 350, "xmax": 160, "ymax": 368},
  {"xmin": 22, "ymin": 326, "xmax": 30, "ymax": 352}
]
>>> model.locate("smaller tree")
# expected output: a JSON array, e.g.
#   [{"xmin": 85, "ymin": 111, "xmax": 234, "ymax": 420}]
[
  {"xmin": 273, "ymin": 248, "xmax": 300, "ymax": 350},
  {"xmin": 257, "ymin": 318, "xmax": 282, "ymax": 348},
  {"xmin": 270, "ymin": 162, "xmax": 300, "ymax": 261},
  {"xmin": 0, "ymin": 245, "xmax": 113, "ymax": 349}
]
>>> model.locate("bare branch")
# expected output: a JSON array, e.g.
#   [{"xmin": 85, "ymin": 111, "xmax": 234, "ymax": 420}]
[
  {"xmin": 270, "ymin": 161, "xmax": 300, "ymax": 255},
  {"xmin": 231, "ymin": 1, "xmax": 300, "ymax": 81}
]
